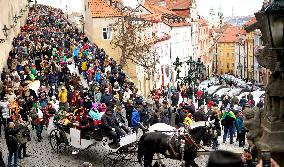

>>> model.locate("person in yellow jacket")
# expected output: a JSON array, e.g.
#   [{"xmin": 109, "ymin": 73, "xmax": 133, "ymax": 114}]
[
  {"xmin": 183, "ymin": 113, "xmax": 193, "ymax": 131},
  {"xmin": 58, "ymin": 86, "xmax": 68, "ymax": 110},
  {"xmin": 81, "ymin": 59, "xmax": 88, "ymax": 78}
]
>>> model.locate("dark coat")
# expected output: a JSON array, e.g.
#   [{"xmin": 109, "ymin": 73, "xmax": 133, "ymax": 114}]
[
  {"xmin": 5, "ymin": 127, "xmax": 20, "ymax": 152},
  {"xmin": 194, "ymin": 111, "xmax": 206, "ymax": 122},
  {"xmin": 100, "ymin": 93, "xmax": 113, "ymax": 106},
  {"xmin": 139, "ymin": 107, "xmax": 149, "ymax": 123},
  {"xmin": 101, "ymin": 113, "xmax": 119, "ymax": 131}
]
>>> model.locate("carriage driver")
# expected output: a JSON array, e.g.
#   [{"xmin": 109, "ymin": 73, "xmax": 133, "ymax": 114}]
[{"xmin": 101, "ymin": 107, "xmax": 125, "ymax": 148}]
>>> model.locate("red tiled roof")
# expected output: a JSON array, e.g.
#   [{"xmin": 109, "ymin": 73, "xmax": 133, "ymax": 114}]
[
  {"xmin": 217, "ymin": 25, "xmax": 241, "ymax": 43},
  {"xmin": 173, "ymin": 9, "xmax": 190, "ymax": 18},
  {"xmin": 89, "ymin": 0, "xmax": 121, "ymax": 18},
  {"xmin": 145, "ymin": 0, "xmax": 192, "ymax": 10},
  {"xmin": 143, "ymin": 4, "xmax": 178, "ymax": 16},
  {"xmin": 142, "ymin": 4, "xmax": 190, "ymax": 27},
  {"xmin": 243, "ymin": 17, "xmax": 257, "ymax": 27}
]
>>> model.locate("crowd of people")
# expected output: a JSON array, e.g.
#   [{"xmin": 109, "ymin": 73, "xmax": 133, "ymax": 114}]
[{"xmin": 0, "ymin": 4, "xmax": 280, "ymax": 167}]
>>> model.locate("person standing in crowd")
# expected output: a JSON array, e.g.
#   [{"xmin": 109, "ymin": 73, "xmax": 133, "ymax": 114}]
[
  {"xmin": 194, "ymin": 105, "xmax": 207, "ymax": 122},
  {"xmin": 208, "ymin": 111, "xmax": 221, "ymax": 150},
  {"xmin": 221, "ymin": 105, "xmax": 236, "ymax": 144},
  {"xmin": 5, "ymin": 122, "xmax": 20, "ymax": 167},
  {"xmin": 125, "ymin": 100, "xmax": 134, "ymax": 127},
  {"xmin": 0, "ymin": 97, "xmax": 10, "ymax": 130},
  {"xmin": 30, "ymin": 102, "xmax": 44, "ymax": 142},
  {"xmin": 140, "ymin": 101, "xmax": 150, "ymax": 129},
  {"xmin": 132, "ymin": 105, "xmax": 147, "ymax": 133},
  {"xmin": 175, "ymin": 104, "xmax": 187, "ymax": 128},
  {"xmin": 170, "ymin": 90, "xmax": 179, "ymax": 107},
  {"xmin": 14, "ymin": 114, "xmax": 30, "ymax": 159},
  {"xmin": 235, "ymin": 112, "xmax": 246, "ymax": 147}
]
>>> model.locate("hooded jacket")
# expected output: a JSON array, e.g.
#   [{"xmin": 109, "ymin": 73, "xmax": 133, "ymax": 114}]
[
  {"xmin": 58, "ymin": 87, "xmax": 68, "ymax": 103},
  {"xmin": 131, "ymin": 108, "xmax": 140, "ymax": 127}
]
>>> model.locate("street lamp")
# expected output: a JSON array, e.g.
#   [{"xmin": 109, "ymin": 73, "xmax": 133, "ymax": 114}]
[
  {"xmin": 2, "ymin": 24, "xmax": 9, "ymax": 40},
  {"xmin": 173, "ymin": 57, "xmax": 182, "ymax": 79},
  {"xmin": 243, "ymin": 0, "xmax": 284, "ymax": 165},
  {"xmin": 237, "ymin": 63, "xmax": 243, "ymax": 78},
  {"xmin": 13, "ymin": 14, "xmax": 18, "ymax": 24},
  {"xmin": 79, "ymin": 15, "xmax": 85, "ymax": 34},
  {"xmin": 262, "ymin": 0, "xmax": 284, "ymax": 71},
  {"xmin": 20, "ymin": 9, "xmax": 23, "ymax": 16}
]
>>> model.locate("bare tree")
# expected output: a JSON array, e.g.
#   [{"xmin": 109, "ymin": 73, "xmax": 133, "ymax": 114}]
[{"xmin": 110, "ymin": 7, "xmax": 157, "ymax": 79}]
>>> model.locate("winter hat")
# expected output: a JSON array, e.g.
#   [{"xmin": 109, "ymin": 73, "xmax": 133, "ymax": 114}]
[{"xmin": 207, "ymin": 150, "xmax": 244, "ymax": 167}]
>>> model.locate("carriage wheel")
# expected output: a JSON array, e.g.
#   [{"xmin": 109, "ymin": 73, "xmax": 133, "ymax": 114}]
[{"xmin": 49, "ymin": 129, "xmax": 67, "ymax": 153}]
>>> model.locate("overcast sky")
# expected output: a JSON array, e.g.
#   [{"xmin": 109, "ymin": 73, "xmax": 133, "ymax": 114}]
[
  {"xmin": 36, "ymin": 0, "xmax": 263, "ymax": 17},
  {"xmin": 196, "ymin": 0, "xmax": 263, "ymax": 17}
]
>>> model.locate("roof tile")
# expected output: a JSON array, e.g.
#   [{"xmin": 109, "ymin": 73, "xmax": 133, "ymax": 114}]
[{"xmin": 89, "ymin": 0, "xmax": 121, "ymax": 18}]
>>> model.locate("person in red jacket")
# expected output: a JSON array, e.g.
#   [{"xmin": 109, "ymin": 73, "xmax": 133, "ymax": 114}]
[{"xmin": 196, "ymin": 89, "xmax": 203, "ymax": 108}]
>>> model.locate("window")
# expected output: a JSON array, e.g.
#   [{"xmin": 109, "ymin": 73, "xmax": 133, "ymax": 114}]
[
  {"xmin": 102, "ymin": 27, "xmax": 112, "ymax": 40},
  {"xmin": 227, "ymin": 52, "xmax": 229, "ymax": 56},
  {"xmin": 227, "ymin": 63, "xmax": 230, "ymax": 68}
]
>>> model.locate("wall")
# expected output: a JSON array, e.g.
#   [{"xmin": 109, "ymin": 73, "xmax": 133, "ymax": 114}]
[{"xmin": 0, "ymin": 0, "xmax": 29, "ymax": 71}]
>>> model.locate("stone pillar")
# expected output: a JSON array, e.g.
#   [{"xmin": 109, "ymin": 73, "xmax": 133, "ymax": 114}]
[{"xmin": 257, "ymin": 71, "xmax": 284, "ymax": 166}]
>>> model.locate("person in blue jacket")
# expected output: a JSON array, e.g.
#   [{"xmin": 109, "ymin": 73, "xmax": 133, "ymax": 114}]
[{"xmin": 131, "ymin": 105, "xmax": 147, "ymax": 134}]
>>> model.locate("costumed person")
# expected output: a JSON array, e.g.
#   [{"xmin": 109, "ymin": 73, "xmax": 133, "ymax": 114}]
[
  {"xmin": 58, "ymin": 86, "xmax": 68, "ymax": 110},
  {"xmin": 183, "ymin": 113, "xmax": 193, "ymax": 132},
  {"xmin": 30, "ymin": 102, "xmax": 44, "ymax": 142}
]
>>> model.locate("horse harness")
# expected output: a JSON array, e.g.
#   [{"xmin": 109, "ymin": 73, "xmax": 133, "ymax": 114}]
[{"xmin": 166, "ymin": 133, "xmax": 201, "ymax": 160}]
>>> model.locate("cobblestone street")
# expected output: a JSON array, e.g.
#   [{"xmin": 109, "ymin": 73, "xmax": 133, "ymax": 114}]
[{"xmin": 0, "ymin": 124, "xmax": 247, "ymax": 167}]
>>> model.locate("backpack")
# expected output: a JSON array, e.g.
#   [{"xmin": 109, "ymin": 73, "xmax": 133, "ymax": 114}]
[{"xmin": 6, "ymin": 135, "xmax": 19, "ymax": 151}]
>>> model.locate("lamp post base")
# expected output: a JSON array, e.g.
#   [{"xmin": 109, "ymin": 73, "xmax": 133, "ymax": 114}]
[{"xmin": 258, "ymin": 121, "xmax": 284, "ymax": 166}]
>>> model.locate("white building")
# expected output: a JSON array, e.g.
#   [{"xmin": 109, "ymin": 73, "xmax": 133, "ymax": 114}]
[{"xmin": 136, "ymin": 4, "xmax": 192, "ymax": 90}]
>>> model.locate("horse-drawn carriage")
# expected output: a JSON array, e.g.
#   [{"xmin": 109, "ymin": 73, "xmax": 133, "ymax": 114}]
[
  {"xmin": 48, "ymin": 118, "xmax": 213, "ymax": 167},
  {"xmin": 48, "ymin": 120, "xmax": 138, "ymax": 167}
]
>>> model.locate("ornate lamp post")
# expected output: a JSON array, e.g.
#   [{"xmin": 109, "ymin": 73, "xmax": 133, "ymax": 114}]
[
  {"xmin": 79, "ymin": 15, "xmax": 85, "ymax": 34},
  {"xmin": 244, "ymin": 0, "xmax": 284, "ymax": 165},
  {"xmin": 13, "ymin": 14, "xmax": 18, "ymax": 25},
  {"xmin": 2, "ymin": 24, "xmax": 9, "ymax": 40},
  {"xmin": 173, "ymin": 57, "xmax": 182, "ymax": 80}
]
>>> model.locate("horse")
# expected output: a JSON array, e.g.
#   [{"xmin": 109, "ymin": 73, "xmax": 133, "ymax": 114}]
[{"xmin": 138, "ymin": 125, "xmax": 213, "ymax": 167}]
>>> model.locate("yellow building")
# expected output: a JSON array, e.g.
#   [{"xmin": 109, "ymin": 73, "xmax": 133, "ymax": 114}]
[{"xmin": 216, "ymin": 25, "xmax": 240, "ymax": 75}]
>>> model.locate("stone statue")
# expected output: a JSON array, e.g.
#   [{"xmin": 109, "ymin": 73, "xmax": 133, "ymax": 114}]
[{"xmin": 243, "ymin": 107, "xmax": 263, "ymax": 147}]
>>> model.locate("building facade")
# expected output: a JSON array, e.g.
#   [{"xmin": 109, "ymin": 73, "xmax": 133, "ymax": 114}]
[
  {"xmin": 216, "ymin": 25, "xmax": 240, "ymax": 75},
  {"xmin": 0, "ymin": 0, "xmax": 30, "ymax": 71}
]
